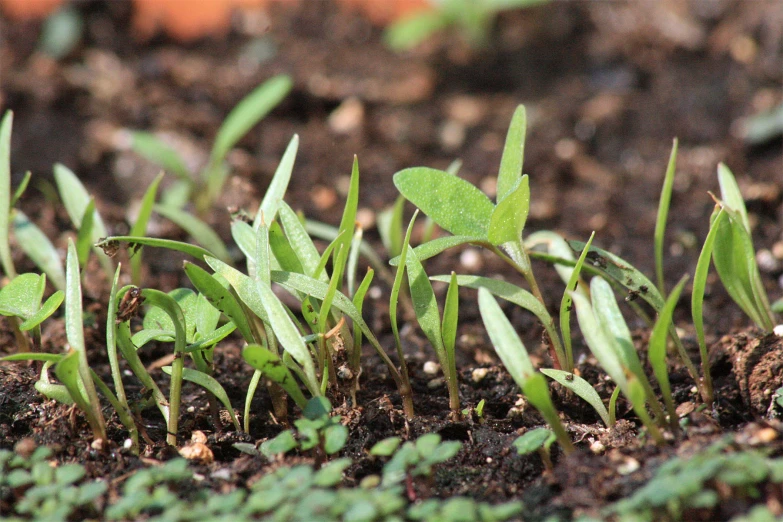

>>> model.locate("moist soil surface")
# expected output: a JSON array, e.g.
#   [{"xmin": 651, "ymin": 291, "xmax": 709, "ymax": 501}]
[{"xmin": 1, "ymin": 1, "xmax": 782, "ymax": 520}]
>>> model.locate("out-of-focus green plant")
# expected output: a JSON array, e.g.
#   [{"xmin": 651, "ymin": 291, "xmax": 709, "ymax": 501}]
[
  {"xmin": 128, "ymin": 75, "xmax": 292, "ymax": 214},
  {"xmin": 385, "ymin": 0, "xmax": 550, "ymax": 51}
]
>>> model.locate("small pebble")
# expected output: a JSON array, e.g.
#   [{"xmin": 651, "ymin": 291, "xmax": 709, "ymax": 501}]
[
  {"xmin": 617, "ymin": 457, "xmax": 640, "ymax": 475},
  {"xmin": 328, "ymin": 96, "xmax": 364, "ymax": 135},
  {"xmin": 14, "ymin": 438, "xmax": 37, "ymax": 459},
  {"xmin": 471, "ymin": 368, "xmax": 489, "ymax": 383},
  {"xmin": 439, "ymin": 120, "xmax": 466, "ymax": 151},
  {"xmin": 423, "ymin": 361, "xmax": 440, "ymax": 375},
  {"xmin": 211, "ymin": 468, "xmax": 232, "ymax": 481},
  {"xmin": 590, "ymin": 440, "xmax": 605, "ymax": 454},
  {"xmin": 773, "ymin": 324, "xmax": 783, "ymax": 337},
  {"xmin": 427, "ymin": 377, "xmax": 445, "ymax": 389},
  {"xmin": 91, "ymin": 439, "xmax": 105, "ymax": 452},
  {"xmin": 460, "ymin": 248, "xmax": 483, "ymax": 271}
]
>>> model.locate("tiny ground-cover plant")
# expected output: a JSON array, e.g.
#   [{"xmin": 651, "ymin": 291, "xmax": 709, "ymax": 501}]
[
  {"xmin": 513, "ymin": 427, "xmax": 556, "ymax": 472},
  {"xmin": 604, "ymin": 436, "xmax": 783, "ymax": 521},
  {"xmin": 128, "ymin": 74, "xmax": 292, "ymax": 214}
]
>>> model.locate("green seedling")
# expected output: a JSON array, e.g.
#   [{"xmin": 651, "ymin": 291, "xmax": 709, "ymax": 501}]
[
  {"xmin": 513, "ymin": 427, "xmax": 557, "ymax": 472},
  {"xmin": 395, "ymin": 105, "xmax": 571, "ymax": 372},
  {"xmin": 259, "ymin": 397, "xmax": 348, "ymax": 467},
  {"xmin": 478, "ymin": 287, "xmax": 575, "ymax": 454},
  {"xmin": 0, "ymin": 446, "xmax": 107, "ymax": 521},
  {"xmin": 570, "ymin": 277, "xmax": 666, "ymax": 444},
  {"xmin": 604, "ymin": 437, "xmax": 783, "ymax": 521},
  {"xmin": 128, "ymin": 75, "xmax": 292, "ymax": 214},
  {"xmin": 53, "ymin": 163, "xmax": 113, "ymax": 280},
  {"xmin": 0, "ymin": 273, "xmax": 63, "ymax": 352},
  {"xmin": 710, "ymin": 164, "xmax": 777, "ymax": 331},
  {"xmin": 654, "ymin": 139, "xmax": 678, "ymax": 295},
  {"xmin": 406, "ymin": 249, "xmax": 462, "ymax": 414},
  {"xmin": 371, "ymin": 433, "xmax": 462, "ymax": 489},
  {"xmin": 385, "ymin": 0, "xmax": 549, "ymax": 50},
  {"xmin": 0, "ymin": 110, "xmax": 14, "ymax": 280}
]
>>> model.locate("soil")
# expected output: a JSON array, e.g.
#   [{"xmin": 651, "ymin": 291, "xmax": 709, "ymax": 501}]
[{"xmin": 1, "ymin": 1, "xmax": 783, "ymax": 520}]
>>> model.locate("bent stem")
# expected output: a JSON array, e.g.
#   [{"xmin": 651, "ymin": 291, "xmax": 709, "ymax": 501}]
[{"xmin": 141, "ymin": 289, "xmax": 187, "ymax": 446}]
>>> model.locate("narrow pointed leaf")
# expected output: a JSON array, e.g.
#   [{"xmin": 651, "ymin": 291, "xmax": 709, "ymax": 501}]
[
  {"xmin": 278, "ymin": 202, "xmax": 324, "ymax": 280},
  {"xmin": 389, "ymin": 235, "xmax": 486, "ymax": 266},
  {"xmin": 717, "ymin": 163, "xmax": 750, "ymax": 233},
  {"xmin": 96, "ymin": 236, "xmax": 214, "ymax": 262},
  {"xmin": 129, "ymin": 131, "xmax": 190, "ymax": 180},
  {"xmin": 211, "ymin": 75, "xmax": 292, "ymax": 166},
  {"xmin": 496, "ymin": 105, "xmax": 526, "ymax": 202},
  {"xmin": 442, "ymin": 272, "xmax": 459, "ymax": 368},
  {"xmin": 154, "ymin": 204, "xmax": 231, "ymax": 263},
  {"xmin": 184, "ymin": 262, "xmax": 253, "ymax": 342},
  {"xmin": 477, "ymin": 288, "xmax": 535, "ymax": 382},
  {"xmin": 255, "ymin": 133, "xmax": 298, "ymax": 227},
  {"xmin": 654, "ymin": 139, "xmax": 678, "ymax": 294},
  {"xmin": 12, "ymin": 211, "xmax": 65, "ymax": 290},
  {"xmin": 20, "ymin": 290, "xmax": 63, "ymax": 331},
  {"xmin": 0, "ymin": 111, "xmax": 13, "ymax": 279},
  {"xmin": 162, "ymin": 366, "xmax": 241, "ymax": 431},
  {"xmin": 75, "ymin": 198, "xmax": 96, "ymax": 266},
  {"xmin": 242, "ymin": 344, "xmax": 308, "ymax": 409}
]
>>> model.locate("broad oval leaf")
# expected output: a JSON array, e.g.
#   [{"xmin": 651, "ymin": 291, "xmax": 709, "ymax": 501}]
[
  {"xmin": 394, "ymin": 167, "xmax": 494, "ymax": 237},
  {"xmin": 20, "ymin": 290, "xmax": 64, "ymax": 331},
  {"xmin": 512, "ymin": 428, "xmax": 555, "ymax": 455},
  {"xmin": 0, "ymin": 273, "xmax": 45, "ymax": 319}
]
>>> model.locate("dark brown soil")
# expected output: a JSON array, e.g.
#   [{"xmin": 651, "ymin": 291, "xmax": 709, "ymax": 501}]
[{"xmin": 1, "ymin": 1, "xmax": 782, "ymax": 520}]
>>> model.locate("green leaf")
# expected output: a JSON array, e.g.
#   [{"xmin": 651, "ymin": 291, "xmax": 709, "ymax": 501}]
[
  {"xmin": 520, "ymin": 372, "xmax": 574, "ymax": 454},
  {"xmin": 559, "ymin": 231, "xmax": 594, "ymax": 371},
  {"xmin": 10, "ymin": 170, "xmax": 31, "ymax": 208},
  {"xmin": 388, "ymin": 235, "xmax": 485, "ymax": 266},
  {"xmin": 565, "ymin": 240, "xmax": 664, "ymax": 311},
  {"xmin": 253, "ymin": 276, "xmax": 319, "ymax": 394},
  {"xmin": 384, "ymin": 10, "xmax": 449, "ymax": 51},
  {"xmin": 242, "ymin": 343, "xmax": 308, "ymax": 409},
  {"xmin": 154, "ymin": 204, "xmax": 231, "ymax": 263},
  {"xmin": 540, "ymin": 368, "xmax": 610, "ymax": 427},
  {"xmin": 162, "ymin": 366, "xmax": 240, "ymax": 431},
  {"xmin": 12, "ymin": 211, "xmax": 65, "ymax": 290},
  {"xmin": 323, "ymin": 424, "xmax": 348, "ymax": 455},
  {"xmin": 649, "ymin": 275, "xmax": 688, "ymax": 426},
  {"xmin": 128, "ymin": 131, "xmax": 191, "ymax": 180},
  {"xmin": 717, "ymin": 163, "xmax": 750, "ymax": 234},
  {"xmin": 55, "ymin": 350, "xmax": 105, "ymax": 440},
  {"xmin": 0, "ymin": 273, "xmax": 45, "ymax": 319},
  {"xmin": 712, "ymin": 206, "xmax": 774, "ymax": 330},
  {"xmin": 269, "ymin": 221, "xmax": 304, "ymax": 275},
  {"xmin": 496, "ymin": 105, "xmax": 526, "ymax": 202},
  {"xmin": 406, "ymin": 245, "xmax": 446, "ymax": 365},
  {"xmin": 477, "ymin": 288, "xmax": 535, "ymax": 384},
  {"xmin": 394, "ymin": 167, "xmax": 494, "ymax": 237},
  {"xmin": 255, "ymin": 133, "xmax": 298, "ymax": 228},
  {"xmin": 377, "ymin": 195, "xmax": 405, "ymax": 258},
  {"xmin": 488, "ymin": 175, "xmax": 529, "ymax": 245},
  {"xmin": 75, "ymin": 198, "xmax": 96, "ymax": 267},
  {"xmin": 654, "ymin": 139, "xmax": 677, "ymax": 294},
  {"xmin": 570, "ymin": 285, "xmax": 627, "ymax": 392},
  {"xmin": 371, "ymin": 437, "xmax": 401, "ymax": 457},
  {"xmin": 20, "ymin": 289, "xmax": 63, "ymax": 331},
  {"xmin": 65, "ymin": 241, "xmax": 85, "ymax": 355},
  {"xmin": 184, "ymin": 262, "xmax": 253, "ymax": 342},
  {"xmin": 260, "ymin": 430, "xmax": 297, "ymax": 457},
  {"xmin": 53, "ymin": 163, "xmax": 108, "ymax": 242},
  {"xmin": 432, "ymin": 274, "xmax": 548, "ymax": 327},
  {"xmin": 441, "ymin": 271, "xmax": 459, "ymax": 385},
  {"xmin": 512, "ymin": 428, "xmax": 555, "ymax": 455},
  {"xmin": 692, "ymin": 208, "xmax": 724, "ymax": 400},
  {"xmin": 96, "ymin": 236, "xmax": 215, "ymax": 262},
  {"xmin": 129, "ymin": 173, "xmax": 163, "ymax": 285},
  {"xmin": 278, "ymin": 202, "xmax": 324, "ymax": 280},
  {"xmin": 211, "ymin": 75, "xmax": 292, "ymax": 166},
  {"xmin": 0, "ymin": 111, "xmax": 14, "ymax": 280}
]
